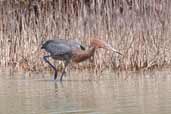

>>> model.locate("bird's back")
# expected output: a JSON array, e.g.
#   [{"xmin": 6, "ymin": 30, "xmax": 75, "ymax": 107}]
[
  {"xmin": 50, "ymin": 39, "xmax": 85, "ymax": 50},
  {"xmin": 41, "ymin": 39, "xmax": 85, "ymax": 59},
  {"xmin": 67, "ymin": 40, "xmax": 86, "ymax": 50},
  {"xmin": 41, "ymin": 40, "xmax": 72, "ymax": 56}
]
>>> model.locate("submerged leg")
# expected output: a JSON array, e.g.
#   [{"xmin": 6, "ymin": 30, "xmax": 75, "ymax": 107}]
[
  {"xmin": 60, "ymin": 60, "xmax": 70, "ymax": 81},
  {"xmin": 43, "ymin": 55, "xmax": 58, "ymax": 80}
]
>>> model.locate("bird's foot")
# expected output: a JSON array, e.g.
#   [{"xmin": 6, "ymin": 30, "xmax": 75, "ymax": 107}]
[{"xmin": 60, "ymin": 77, "xmax": 63, "ymax": 81}]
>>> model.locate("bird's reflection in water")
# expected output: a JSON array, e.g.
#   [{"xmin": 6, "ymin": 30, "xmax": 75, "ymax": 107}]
[{"xmin": 54, "ymin": 81, "xmax": 64, "ymax": 95}]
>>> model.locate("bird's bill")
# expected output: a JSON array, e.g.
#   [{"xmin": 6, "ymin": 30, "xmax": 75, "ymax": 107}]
[{"xmin": 104, "ymin": 44, "xmax": 122, "ymax": 55}]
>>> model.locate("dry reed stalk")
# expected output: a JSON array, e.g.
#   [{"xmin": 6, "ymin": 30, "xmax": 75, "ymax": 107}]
[{"xmin": 0, "ymin": 0, "xmax": 171, "ymax": 72}]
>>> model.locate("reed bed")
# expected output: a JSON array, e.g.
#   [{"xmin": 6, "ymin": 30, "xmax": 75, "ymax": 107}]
[{"xmin": 0, "ymin": 0, "xmax": 171, "ymax": 72}]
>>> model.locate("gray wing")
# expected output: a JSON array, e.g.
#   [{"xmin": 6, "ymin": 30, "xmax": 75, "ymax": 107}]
[
  {"xmin": 42, "ymin": 39, "xmax": 86, "ymax": 55},
  {"xmin": 54, "ymin": 39, "xmax": 86, "ymax": 50},
  {"xmin": 45, "ymin": 42, "xmax": 72, "ymax": 56},
  {"xmin": 67, "ymin": 40, "xmax": 86, "ymax": 50}
]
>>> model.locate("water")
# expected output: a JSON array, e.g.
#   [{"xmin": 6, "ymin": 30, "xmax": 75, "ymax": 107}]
[{"xmin": 0, "ymin": 69, "xmax": 171, "ymax": 114}]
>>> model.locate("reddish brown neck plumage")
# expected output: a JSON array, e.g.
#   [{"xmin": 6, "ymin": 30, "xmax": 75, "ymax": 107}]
[
  {"xmin": 72, "ymin": 39, "xmax": 108, "ymax": 63},
  {"xmin": 72, "ymin": 47, "xmax": 96, "ymax": 63}
]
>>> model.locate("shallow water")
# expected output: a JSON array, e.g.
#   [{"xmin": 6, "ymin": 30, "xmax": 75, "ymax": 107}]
[{"xmin": 0, "ymin": 69, "xmax": 171, "ymax": 114}]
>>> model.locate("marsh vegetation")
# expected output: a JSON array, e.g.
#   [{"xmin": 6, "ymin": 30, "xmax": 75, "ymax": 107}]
[{"xmin": 0, "ymin": 0, "xmax": 171, "ymax": 72}]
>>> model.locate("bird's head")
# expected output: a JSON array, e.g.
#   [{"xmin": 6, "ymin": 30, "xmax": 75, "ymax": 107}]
[{"xmin": 90, "ymin": 38, "xmax": 122, "ymax": 55}]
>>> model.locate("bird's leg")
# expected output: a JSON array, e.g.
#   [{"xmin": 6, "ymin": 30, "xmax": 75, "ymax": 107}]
[
  {"xmin": 43, "ymin": 55, "xmax": 58, "ymax": 80},
  {"xmin": 60, "ymin": 60, "xmax": 70, "ymax": 81}
]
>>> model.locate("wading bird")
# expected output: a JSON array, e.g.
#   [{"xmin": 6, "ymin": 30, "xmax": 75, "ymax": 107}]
[{"xmin": 41, "ymin": 38, "xmax": 122, "ymax": 81}]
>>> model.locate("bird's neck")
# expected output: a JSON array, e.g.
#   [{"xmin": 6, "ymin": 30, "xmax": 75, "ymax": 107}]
[
  {"xmin": 72, "ymin": 47, "xmax": 96, "ymax": 63},
  {"xmin": 87, "ymin": 47, "xmax": 96, "ymax": 57}
]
